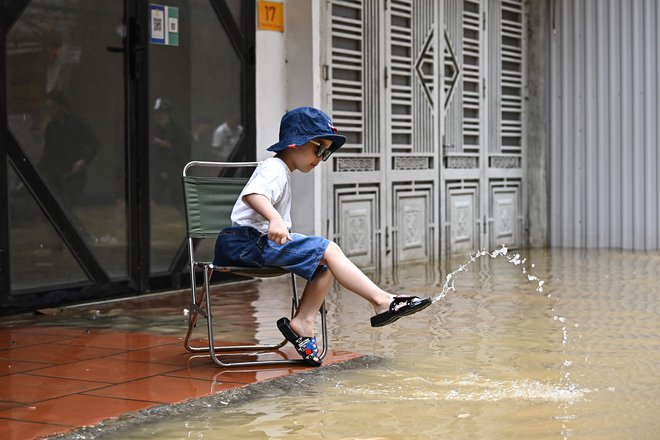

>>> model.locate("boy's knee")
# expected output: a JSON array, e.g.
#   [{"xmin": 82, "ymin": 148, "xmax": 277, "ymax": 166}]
[
  {"xmin": 324, "ymin": 241, "xmax": 344, "ymax": 258},
  {"xmin": 325, "ymin": 241, "xmax": 338, "ymax": 252}
]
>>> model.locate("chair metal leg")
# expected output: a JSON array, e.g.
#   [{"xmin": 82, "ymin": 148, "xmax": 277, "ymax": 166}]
[
  {"xmin": 183, "ymin": 263, "xmax": 205, "ymax": 352},
  {"xmin": 205, "ymin": 268, "xmax": 307, "ymax": 367},
  {"xmin": 184, "ymin": 266, "xmax": 330, "ymax": 367},
  {"xmin": 318, "ymin": 301, "xmax": 329, "ymax": 358}
]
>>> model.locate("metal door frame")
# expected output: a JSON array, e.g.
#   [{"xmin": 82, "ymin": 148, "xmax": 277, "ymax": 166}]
[{"xmin": 0, "ymin": 0, "xmax": 255, "ymax": 313}]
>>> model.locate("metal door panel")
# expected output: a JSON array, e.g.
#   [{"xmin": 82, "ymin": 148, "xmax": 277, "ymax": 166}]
[
  {"xmin": 334, "ymin": 184, "xmax": 381, "ymax": 269},
  {"xmin": 442, "ymin": 0, "xmax": 526, "ymax": 257},
  {"xmin": 385, "ymin": 0, "xmax": 439, "ymax": 266},
  {"xmin": 488, "ymin": 178, "xmax": 522, "ymax": 249},
  {"xmin": 446, "ymin": 180, "xmax": 480, "ymax": 254},
  {"xmin": 326, "ymin": 0, "xmax": 439, "ymax": 269},
  {"xmin": 442, "ymin": 0, "xmax": 485, "ymax": 256},
  {"xmin": 326, "ymin": 0, "xmax": 386, "ymax": 270},
  {"xmin": 550, "ymin": 0, "xmax": 659, "ymax": 250},
  {"xmin": 392, "ymin": 181, "xmax": 434, "ymax": 262}
]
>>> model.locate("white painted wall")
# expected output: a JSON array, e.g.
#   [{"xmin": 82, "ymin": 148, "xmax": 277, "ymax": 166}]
[
  {"xmin": 255, "ymin": 15, "xmax": 287, "ymax": 163},
  {"xmin": 255, "ymin": 0, "xmax": 324, "ymax": 236}
]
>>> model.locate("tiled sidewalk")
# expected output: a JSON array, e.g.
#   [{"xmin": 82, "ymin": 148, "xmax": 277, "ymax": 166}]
[{"xmin": 0, "ymin": 279, "xmax": 361, "ymax": 439}]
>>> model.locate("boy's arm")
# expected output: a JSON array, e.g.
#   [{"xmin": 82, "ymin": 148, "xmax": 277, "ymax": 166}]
[{"xmin": 243, "ymin": 193, "xmax": 292, "ymax": 245}]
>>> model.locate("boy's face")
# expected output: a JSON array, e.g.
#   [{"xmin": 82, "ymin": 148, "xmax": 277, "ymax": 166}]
[{"xmin": 286, "ymin": 139, "xmax": 333, "ymax": 173}]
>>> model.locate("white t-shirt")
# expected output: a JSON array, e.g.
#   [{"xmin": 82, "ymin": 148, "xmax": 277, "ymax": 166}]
[{"xmin": 231, "ymin": 157, "xmax": 292, "ymax": 233}]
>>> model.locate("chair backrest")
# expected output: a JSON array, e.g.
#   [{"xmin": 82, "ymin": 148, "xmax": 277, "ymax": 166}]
[{"xmin": 182, "ymin": 161, "xmax": 258, "ymax": 239}]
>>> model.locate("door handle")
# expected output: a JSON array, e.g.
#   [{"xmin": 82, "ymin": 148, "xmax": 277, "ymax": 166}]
[{"xmin": 385, "ymin": 226, "xmax": 390, "ymax": 254}]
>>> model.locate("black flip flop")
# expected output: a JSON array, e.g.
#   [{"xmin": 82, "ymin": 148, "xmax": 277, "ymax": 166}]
[
  {"xmin": 370, "ymin": 296, "xmax": 432, "ymax": 327},
  {"xmin": 276, "ymin": 317, "xmax": 322, "ymax": 366}
]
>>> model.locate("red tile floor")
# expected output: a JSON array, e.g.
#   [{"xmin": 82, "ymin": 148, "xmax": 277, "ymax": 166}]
[{"xmin": 0, "ymin": 278, "xmax": 361, "ymax": 439}]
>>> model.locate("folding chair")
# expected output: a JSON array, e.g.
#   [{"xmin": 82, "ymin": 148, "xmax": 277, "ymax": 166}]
[{"xmin": 181, "ymin": 161, "xmax": 328, "ymax": 367}]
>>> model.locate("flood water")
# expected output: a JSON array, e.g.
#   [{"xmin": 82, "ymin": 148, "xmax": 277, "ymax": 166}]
[{"xmin": 98, "ymin": 249, "xmax": 660, "ymax": 438}]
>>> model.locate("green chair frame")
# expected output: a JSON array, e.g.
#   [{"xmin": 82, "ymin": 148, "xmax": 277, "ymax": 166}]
[{"xmin": 181, "ymin": 161, "xmax": 328, "ymax": 367}]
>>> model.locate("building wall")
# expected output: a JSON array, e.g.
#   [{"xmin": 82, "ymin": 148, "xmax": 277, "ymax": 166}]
[
  {"xmin": 255, "ymin": 12, "xmax": 287, "ymax": 164},
  {"xmin": 526, "ymin": 0, "xmax": 550, "ymax": 248},
  {"xmin": 549, "ymin": 0, "xmax": 659, "ymax": 250},
  {"xmin": 255, "ymin": 0, "xmax": 323, "ymax": 236}
]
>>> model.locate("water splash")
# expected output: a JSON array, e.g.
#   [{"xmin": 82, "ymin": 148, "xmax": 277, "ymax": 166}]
[
  {"xmin": 341, "ymin": 373, "xmax": 590, "ymax": 404},
  {"xmin": 431, "ymin": 245, "xmax": 546, "ymax": 304},
  {"xmin": 429, "ymin": 245, "xmax": 580, "ymax": 404}
]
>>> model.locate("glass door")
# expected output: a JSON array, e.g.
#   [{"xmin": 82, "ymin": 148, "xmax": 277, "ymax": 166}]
[
  {"xmin": 1, "ymin": 0, "xmax": 255, "ymax": 311},
  {"xmin": 148, "ymin": 0, "xmax": 251, "ymax": 277},
  {"xmin": 6, "ymin": 0, "xmax": 127, "ymax": 291}
]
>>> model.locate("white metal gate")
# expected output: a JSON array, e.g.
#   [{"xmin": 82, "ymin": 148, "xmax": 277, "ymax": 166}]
[
  {"xmin": 441, "ymin": 0, "xmax": 526, "ymax": 256},
  {"xmin": 323, "ymin": 0, "xmax": 526, "ymax": 268}
]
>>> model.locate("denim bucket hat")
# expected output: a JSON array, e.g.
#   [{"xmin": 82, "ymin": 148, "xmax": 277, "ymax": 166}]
[{"xmin": 267, "ymin": 107, "xmax": 346, "ymax": 154}]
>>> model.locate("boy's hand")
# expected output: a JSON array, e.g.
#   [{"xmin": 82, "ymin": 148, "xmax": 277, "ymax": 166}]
[
  {"xmin": 242, "ymin": 193, "xmax": 292, "ymax": 244},
  {"xmin": 268, "ymin": 219, "xmax": 292, "ymax": 245}
]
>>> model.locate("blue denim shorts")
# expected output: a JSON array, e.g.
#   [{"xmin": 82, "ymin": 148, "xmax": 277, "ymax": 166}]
[{"xmin": 213, "ymin": 226, "xmax": 331, "ymax": 281}]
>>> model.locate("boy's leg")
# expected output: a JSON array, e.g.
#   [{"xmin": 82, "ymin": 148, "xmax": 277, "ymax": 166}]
[
  {"xmin": 287, "ymin": 241, "xmax": 431, "ymax": 338},
  {"xmin": 289, "ymin": 268, "xmax": 334, "ymax": 337},
  {"xmin": 322, "ymin": 242, "xmax": 394, "ymax": 314}
]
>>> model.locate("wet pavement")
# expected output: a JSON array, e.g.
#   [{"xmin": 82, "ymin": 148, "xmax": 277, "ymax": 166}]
[
  {"xmin": 0, "ymin": 277, "xmax": 362, "ymax": 439},
  {"xmin": 5, "ymin": 248, "xmax": 659, "ymax": 439}
]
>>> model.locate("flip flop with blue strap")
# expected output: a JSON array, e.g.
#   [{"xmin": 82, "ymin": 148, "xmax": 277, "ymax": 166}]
[
  {"xmin": 370, "ymin": 295, "xmax": 432, "ymax": 327},
  {"xmin": 277, "ymin": 317, "xmax": 322, "ymax": 366}
]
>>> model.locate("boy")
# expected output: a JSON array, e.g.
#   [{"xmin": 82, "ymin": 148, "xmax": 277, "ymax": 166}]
[{"xmin": 213, "ymin": 107, "xmax": 431, "ymax": 366}]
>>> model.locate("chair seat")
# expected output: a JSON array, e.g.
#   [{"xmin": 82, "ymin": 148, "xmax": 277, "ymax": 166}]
[
  {"xmin": 181, "ymin": 160, "xmax": 328, "ymax": 368},
  {"xmin": 193, "ymin": 261, "xmax": 288, "ymax": 277},
  {"xmin": 213, "ymin": 265, "xmax": 291, "ymax": 277}
]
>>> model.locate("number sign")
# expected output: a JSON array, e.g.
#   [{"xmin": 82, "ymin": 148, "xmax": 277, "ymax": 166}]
[{"xmin": 258, "ymin": 1, "xmax": 284, "ymax": 32}]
